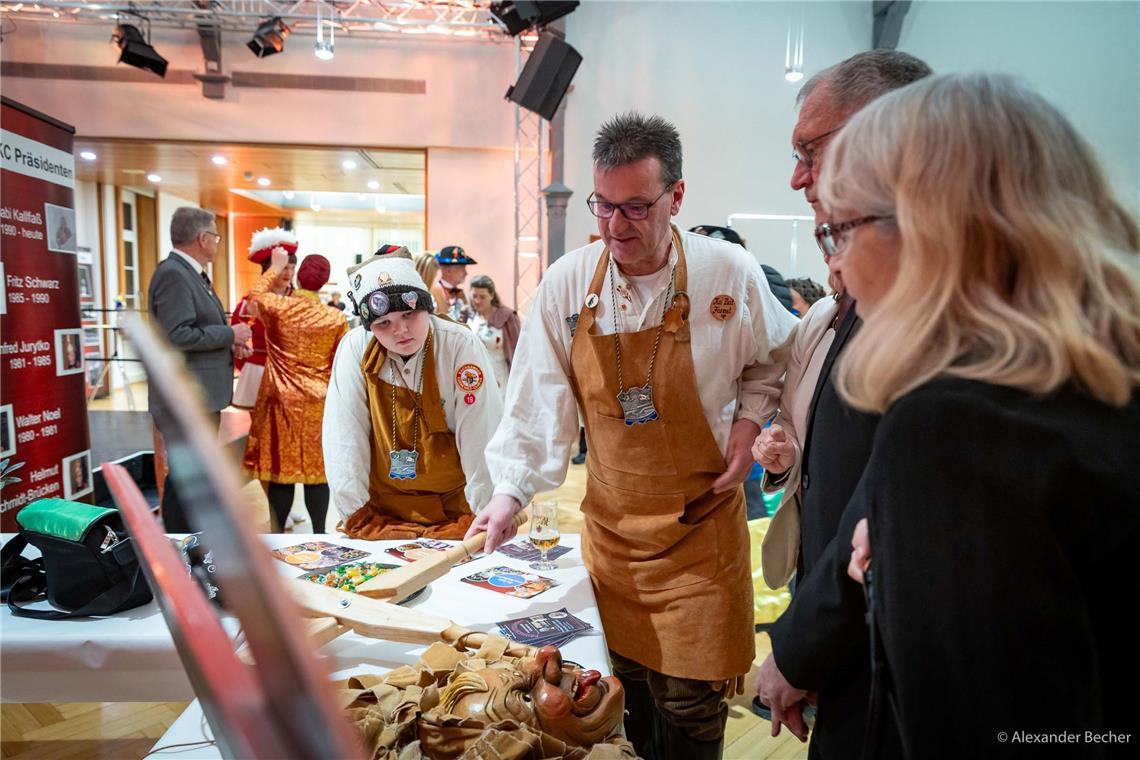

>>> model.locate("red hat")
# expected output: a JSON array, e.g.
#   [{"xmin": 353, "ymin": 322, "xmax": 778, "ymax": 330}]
[
  {"xmin": 296, "ymin": 254, "xmax": 331, "ymax": 291},
  {"xmin": 248, "ymin": 227, "xmax": 299, "ymax": 264}
]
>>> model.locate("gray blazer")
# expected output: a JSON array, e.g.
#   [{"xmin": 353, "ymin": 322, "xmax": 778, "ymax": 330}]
[{"xmin": 147, "ymin": 252, "xmax": 235, "ymax": 427}]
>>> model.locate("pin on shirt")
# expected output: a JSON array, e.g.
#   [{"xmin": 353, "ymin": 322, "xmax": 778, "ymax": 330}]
[
  {"xmin": 585, "ymin": 293, "xmax": 599, "ymax": 309},
  {"xmin": 464, "ymin": 393, "xmax": 476, "ymax": 405},
  {"xmin": 710, "ymin": 294, "xmax": 736, "ymax": 321}
]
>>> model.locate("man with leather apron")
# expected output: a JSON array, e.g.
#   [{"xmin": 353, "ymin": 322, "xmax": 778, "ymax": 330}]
[{"xmin": 471, "ymin": 113, "xmax": 798, "ymax": 759}]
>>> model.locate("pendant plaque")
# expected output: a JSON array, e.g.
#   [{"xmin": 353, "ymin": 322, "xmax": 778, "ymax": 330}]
[
  {"xmin": 389, "ymin": 449, "xmax": 419, "ymax": 480},
  {"xmin": 617, "ymin": 384, "xmax": 659, "ymax": 426}
]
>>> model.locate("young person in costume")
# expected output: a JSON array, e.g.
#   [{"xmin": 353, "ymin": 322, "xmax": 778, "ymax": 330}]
[
  {"xmin": 323, "ymin": 246, "xmax": 503, "ymax": 540},
  {"xmin": 231, "ymin": 227, "xmax": 297, "ymax": 409}
]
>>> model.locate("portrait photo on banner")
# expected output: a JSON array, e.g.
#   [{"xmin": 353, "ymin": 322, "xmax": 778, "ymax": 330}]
[
  {"xmin": 44, "ymin": 202, "xmax": 78, "ymax": 254},
  {"xmin": 0, "ymin": 404, "xmax": 15, "ymax": 460},
  {"xmin": 62, "ymin": 449, "xmax": 92, "ymax": 500},
  {"xmin": 54, "ymin": 328, "xmax": 84, "ymax": 376},
  {"xmin": 78, "ymin": 263, "xmax": 93, "ymax": 300}
]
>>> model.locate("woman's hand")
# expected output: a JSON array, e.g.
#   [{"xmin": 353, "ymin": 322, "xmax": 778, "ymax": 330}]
[{"xmin": 848, "ymin": 518, "xmax": 871, "ymax": 584}]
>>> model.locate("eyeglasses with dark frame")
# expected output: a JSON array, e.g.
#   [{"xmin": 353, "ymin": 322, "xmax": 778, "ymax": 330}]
[
  {"xmin": 792, "ymin": 125, "xmax": 845, "ymax": 170},
  {"xmin": 586, "ymin": 183, "xmax": 675, "ymax": 221},
  {"xmin": 814, "ymin": 215, "xmax": 894, "ymax": 258}
]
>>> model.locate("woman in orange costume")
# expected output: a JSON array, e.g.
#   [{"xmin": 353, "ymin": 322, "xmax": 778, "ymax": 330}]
[
  {"xmin": 231, "ymin": 227, "xmax": 297, "ymax": 409},
  {"xmin": 243, "ymin": 246, "xmax": 348, "ymax": 532}
]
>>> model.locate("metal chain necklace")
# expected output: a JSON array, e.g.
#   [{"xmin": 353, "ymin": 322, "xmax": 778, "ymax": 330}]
[
  {"xmin": 608, "ymin": 255, "xmax": 675, "ymax": 426},
  {"xmin": 388, "ymin": 328, "xmax": 431, "ymax": 480}
]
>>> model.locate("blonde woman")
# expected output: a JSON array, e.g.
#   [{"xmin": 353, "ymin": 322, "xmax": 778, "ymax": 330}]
[
  {"xmin": 822, "ymin": 73, "xmax": 1140, "ymax": 758},
  {"xmin": 413, "ymin": 251, "xmax": 441, "ymax": 310}
]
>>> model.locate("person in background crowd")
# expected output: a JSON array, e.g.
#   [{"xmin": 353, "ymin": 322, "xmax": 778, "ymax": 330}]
[
  {"xmin": 466, "ymin": 275, "xmax": 521, "ymax": 386},
  {"xmin": 836, "ymin": 71, "xmax": 1139, "ymax": 758},
  {"xmin": 323, "ymin": 246, "xmax": 503, "ymax": 540},
  {"xmin": 689, "ymin": 224, "xmax": 795, "ymax": 313},
  {"xmin": 785, "ymin": 277, "xmax": 826, "ymax": 316},
  {"xmin": 231, "ymin": 228, "xmax": 297, "ymax": 410},
  {"xmin": 432, "ymin": 245, "xmax": 476, "ymax": 320},
  {"xmin": 327, "ymin": 291, "xmax": 346, "ymax": 312},
  {"xmin": 751, "ymin": 49, "xmax": 932, "ymax": 752},
  {"xmin": 413, "ymin": 251, "xmax": 441, "ymax": 309},
  {"xmin": 243, "ymin": 249, "xmax": 347, "ymax": 533},
  {"xmin": 472, "ymin": 112, "xmax": 798, "ymax": 760},
  {"xmin": 148, "ymin": 207, "xmax": 251, "ymax": 533}
]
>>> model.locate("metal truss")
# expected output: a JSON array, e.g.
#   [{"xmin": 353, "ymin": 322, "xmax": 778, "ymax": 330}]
[
  {"xmin": 0, "ymin": 1, "xmax": 508, "ymax": 41},
  {"xmin": 511, "ymin": 36, "xmax": 545, "ymax": 316}
]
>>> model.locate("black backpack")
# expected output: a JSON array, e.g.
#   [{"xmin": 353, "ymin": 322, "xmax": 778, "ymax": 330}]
[{"xmin": 1, "ymin": 498, "xmax": 152, "ymax": 619}]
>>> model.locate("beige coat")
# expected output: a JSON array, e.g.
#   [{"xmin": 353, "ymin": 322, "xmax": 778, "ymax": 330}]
[{"xmin": 760, "ymin": 296, "xmax": 841, "ymax": 587}]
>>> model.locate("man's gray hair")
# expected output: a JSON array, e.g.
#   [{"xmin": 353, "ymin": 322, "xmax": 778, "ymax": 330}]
[
  {"xmin": 170, "ymin": 207, "xmax": 215, "ymax": 246},
  {"xmin": 797, "ymin": 50, "xmax": 932, "ymax": 114},
  {"xmin": 592, "ymin": 112, "xmax": 683, "ymax": 187}
]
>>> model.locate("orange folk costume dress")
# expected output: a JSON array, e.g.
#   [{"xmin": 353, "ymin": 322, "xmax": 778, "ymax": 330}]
[{"xmin": 242, "ymin": 269, "xmax": 348, "ymax": 484}]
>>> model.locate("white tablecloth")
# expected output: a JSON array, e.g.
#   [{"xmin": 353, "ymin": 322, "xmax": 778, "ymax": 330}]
[{"xmin": 0, "ymin": 533, "xmax": 607, "ymax": 707}]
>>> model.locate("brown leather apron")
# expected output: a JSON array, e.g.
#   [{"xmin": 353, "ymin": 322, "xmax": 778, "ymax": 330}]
[
  {"xmin": 569, "ymin": 231, "xmax": 754, "ymax": 681},
  {"xmin": 341, "ymin": 330, "xmax": 474, "ymax": 540}
]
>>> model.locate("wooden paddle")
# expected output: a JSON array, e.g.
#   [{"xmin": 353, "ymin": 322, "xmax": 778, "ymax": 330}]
[
  {"xmin": 355, "ymin": 510, "xmax": 529, "ymax": 603},
  {"xmin": 288, "ymin": 579, "xmax": 537, "ymax": 658}
]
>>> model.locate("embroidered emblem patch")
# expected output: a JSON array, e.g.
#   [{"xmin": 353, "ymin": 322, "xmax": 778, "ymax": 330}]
[
  {"xmin": 710, "ymin": 294, "xmax": 736, "ymax": 321},
  {"xmin": 378, "ymin": 272, "xmax": 393, "ymax": 286},
  {"xmin": 455, "ymin": 364, "xmax": 484, "ymax": 392},
  {"xmin": 566, "ymin": 313, "xmax": 580, "ymax": 337}
]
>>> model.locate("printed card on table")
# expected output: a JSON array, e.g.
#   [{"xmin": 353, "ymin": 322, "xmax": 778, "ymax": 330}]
[
  {"xmin": 270, "ymin": 541, "xmax": 370, "ymax": 571},
  {"xmin": 460, "ymin": 565, "xmax": 559, "ymax": 599},
  {"xmin": 496, "ymin": 538, "xmax": 572, "ymax": 563},
  {"xmin": 496, "ymin": 608, "xmax": 593, "ymax": 648},
  {"xmin": 384, "ymin": 539, "xmax": 476, "ymax": 565}
]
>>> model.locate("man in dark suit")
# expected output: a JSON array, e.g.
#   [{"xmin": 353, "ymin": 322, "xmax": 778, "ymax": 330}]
[
  {"xmin": 753, "ymin": 51, "xmax": 932, "ymax": 757},
  {"xmin": 148, "ymin": 207, "xmax": 251, "ymax": 532}
]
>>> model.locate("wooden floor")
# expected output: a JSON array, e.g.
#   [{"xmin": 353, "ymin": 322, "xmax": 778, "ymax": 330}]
[{"xmin": 1, "ymin": 458, "xmax": 806, "ymax": 759}]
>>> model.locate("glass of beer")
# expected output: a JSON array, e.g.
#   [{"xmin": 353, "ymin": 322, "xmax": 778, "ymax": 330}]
[{"xmin": 528, "ymin": 499, "xmax": 560, "ymax": 571}]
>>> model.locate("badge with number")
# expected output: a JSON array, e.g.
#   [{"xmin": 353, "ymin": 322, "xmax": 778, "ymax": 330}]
[
  {"xmin": 617, "ymin": 384, "xmax": 659, "ymax": 426},
  {"xmin": 389, "ymin": 449, "xmax": 419, "ymax": 480}
]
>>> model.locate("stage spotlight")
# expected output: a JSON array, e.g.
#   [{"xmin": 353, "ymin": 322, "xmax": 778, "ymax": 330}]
[
  {"xmin": 247, "ymin": 17, "xmax": 290, "ymax": 58},
  {"xmin": 113, "ymin": 24, "xmax": 168, "ymax": 78}
]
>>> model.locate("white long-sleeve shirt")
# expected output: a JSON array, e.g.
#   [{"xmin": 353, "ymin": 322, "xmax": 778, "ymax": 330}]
[
  {"xmin": 486, "ymin": 227, "xmax": 799, "ymax": 507},
  {"xmin": 323, "ymin": 316, "xmax": 504, "ymax": 520}
]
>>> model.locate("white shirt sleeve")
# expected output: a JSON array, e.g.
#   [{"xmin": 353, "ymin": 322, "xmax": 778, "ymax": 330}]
[
  {"xmin": 323, "ymin": 327, "xmax": 374, "ymax": 520},
  {"xmin": 435, "ymin": 320, "xmax": 505, "ymax": 513},
  {"xmin": 485, "ymin": 278, "xmax": 581, "ymax": 507},
  {"xmin": 735, "ymin": 266, "xmax": 800, "ymax": 426}
]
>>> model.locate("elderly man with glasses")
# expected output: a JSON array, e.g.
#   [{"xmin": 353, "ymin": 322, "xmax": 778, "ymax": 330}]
[
  {"xmin": 148, "ymin": 206, "xmax": 252, "ymax": 533},
  {"xmin": 468, "ymin": 112, "xmax": 798, "ymax": 760},
  {"xmin": 750, "ymin": 51, "xmax": 931, "ymax": 755}
]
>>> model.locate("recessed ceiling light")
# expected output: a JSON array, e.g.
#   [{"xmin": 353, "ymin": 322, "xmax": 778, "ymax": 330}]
[
  {"xmin": 211, "ymin": 154, "xmax": 227, "ymax": 165},
  {"xmin": 257, "ymin": 177, "xmax": 270, "ymax": 186},
  {"xmin": 342, "ymin": 159, "xmax": 357, "ymax": 170},
  {"xmin": 79, "ymin": 150, "xmax": 97, "ymax": 161},
  {"xmin": 367, "ymin": 180, "xmax": 380, "ymax": 190},
  {"xmin": 282, "ymin": 190, "xmax": 295, "ymax": 200},
  {"xmin": 147, "ymin": 173, "xmax": 161, "ymax": 183}
]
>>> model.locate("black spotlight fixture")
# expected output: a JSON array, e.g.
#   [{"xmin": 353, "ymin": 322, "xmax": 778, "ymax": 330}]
[
  {"xmin": 490, "ymin": 1, "xmax": 579, "ymax": 37},
  {"xmin": 247, "ymin": 17, "xmax": 290, "ymax": 58},
  {"xmin": 113, "ymin": 23, "xmax": 168, "ymax": 78}
]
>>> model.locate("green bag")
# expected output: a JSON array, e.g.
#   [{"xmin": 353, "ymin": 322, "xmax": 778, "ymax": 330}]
[{"xmin": 1, "ymin": 498, "xmax": 152, "ymax": 619}]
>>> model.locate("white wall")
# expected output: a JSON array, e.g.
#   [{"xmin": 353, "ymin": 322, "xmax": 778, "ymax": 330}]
[
  {"xmin": 564, "ymin": 0, "xmax": 1140, "ymax": 290},
  {"xmin": 898, "ymin": 0, "xmax": 1140, "ymax": 216}
]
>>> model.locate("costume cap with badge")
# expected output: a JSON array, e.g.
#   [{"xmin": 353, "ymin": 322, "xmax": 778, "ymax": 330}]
[
  {"xmin": 248, "ymin": 227, "xmax": 299, "ymax": 264},
  {"xmin": 346, "ymin": 246, "xmax": 434, "ymax": 327},
  {"xmin": 434, "ymin": 246, "xmax": 477, "ymax": 266}
]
